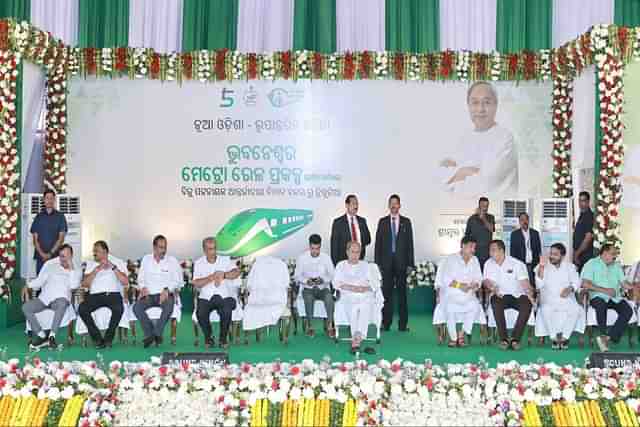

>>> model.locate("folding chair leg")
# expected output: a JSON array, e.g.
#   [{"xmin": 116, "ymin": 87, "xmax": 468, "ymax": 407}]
[
  {"xmin": 130, "ymin": 321, "xmax": 137, "ymax": 345},
  {"xmin": 538, "ymin": 337, "xmax": 545, "ymax": 347},
  {"xmin": 479, "ymin": 325, "xmax": 487, "ymax": 346},
  {"xmin": 193, "ymin": 321, "xmax": 200, "ymax": 347},
  {"xmin": 279, "ymin": 317, "xmax": 290, "ymax": 345},
  {"xmin": 527, "ymin": 325, "xmax": 534, "ymax": 346},
  {"xmin": 578, "ymin": 333, "xmax": 585, "ymax": 348},
  {"xmin": 118, "ymin": 327, "xmax": 126, "ymax": 344},
  {"xmin": 628, "ymin": 326, "xmax": 634, "ymax": 348},
  {"xmin": 436, "ymin": 325, "xmax": 445, "ymax": 345},
  {"xmin": 232, "ymin": 321, "xmax": 241, "ymax": 345},
  {"xmin": 67, "ymin": 323, "xmax": 75, "ymax": 347},
  {"xmin": 587, "ymin": 326, "xmax": 594, "ymax": 348},
  {"xmin": 256, "ymin": 328, "xmax": 261, "ymax": 343},
  {"xmin": 171, "ymin": 319, "xmax": 177, "ymax": 346}
]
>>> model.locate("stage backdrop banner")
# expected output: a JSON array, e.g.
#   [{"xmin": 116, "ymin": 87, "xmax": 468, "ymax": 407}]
[
  {"xmin": 65, "ymin": 79, "xmax": 552, "ymax": 261},
  {"xmin": 622, "ymin": 61, "xmax": 640, "ymax": 263}
]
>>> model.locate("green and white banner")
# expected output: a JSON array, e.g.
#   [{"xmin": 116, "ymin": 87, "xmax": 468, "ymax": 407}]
[{"xmin": 65, "ymin": 78, "xmax": 551, "ymax": 261}]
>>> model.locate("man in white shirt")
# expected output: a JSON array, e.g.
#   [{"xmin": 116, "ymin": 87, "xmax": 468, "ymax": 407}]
[
  {"xmin": 21, "ymin": 244, "xmax": 81, "ymax": 350},
  {"xmin": 436, "ymin": 236, "xmax": 483, "ymax": 347},
  {"xmin": 438, "ymin": 81, "xmax": 518, "ymax": 198},
  {"xmin": 192, "ymin": 236, "xmax": 241, "ymax": 349},
  {"xmin": 133, "ymin": 235, "xmax": 183, "ymax": 348},
  {"xmin": 535, "ymin": 243, "xmax": 582, "ymax": 350},
  {"xmin": 294, "ymin": 234, "xmax": 335, "ymax": 338},
  {"xmin": 78, "ymin": 240, "xmax": 129, "ymax": 349},
  {"xmin": 333, "ymin": 241, "xmax": 376, "ymax": 354},
  {"xmin": 483, "ymin": 239, "xmax": 532, "ymax": 350}
]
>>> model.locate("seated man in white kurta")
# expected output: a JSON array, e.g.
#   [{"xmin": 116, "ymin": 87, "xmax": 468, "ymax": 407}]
[
  {"xmin": 436, "ymin": 236, "xmax": 483, "ymax": 347},
  {"xmin": 333, "ymin": 241, "xmax": 376, "ymax": 354},
  {"xmin": 243, "ymin": 255, "xmax": 290, "ymax": 331},
  {"xmin": 535, "ymin": 242, "xmax": 582, "ymax": 350}
]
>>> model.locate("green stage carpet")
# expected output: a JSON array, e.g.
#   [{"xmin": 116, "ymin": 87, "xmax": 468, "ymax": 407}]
[{"xmin": 0, "ymin": 314, "xmax": 626, "ymax": 366}]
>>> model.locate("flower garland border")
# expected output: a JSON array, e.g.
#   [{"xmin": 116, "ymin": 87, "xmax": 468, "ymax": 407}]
[
  {"xmin": 551, "ymin": 74, "xmax": 574, "ymax": 198},
  {"xmin": 0, "ymin": 47, "xmax": 20, "ymax": 288},
  {"xmin": 593, "ymin": 26, "xmax": 626, "ymax": 250},
  {"xmin": 0, "ymin": 19, "xmax": 639, "ymax": 285}
]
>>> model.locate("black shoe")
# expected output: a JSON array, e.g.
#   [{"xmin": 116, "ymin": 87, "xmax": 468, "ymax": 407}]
[
  {"xmin": 219, "ymin": 340, "xmax": 229, "ymax": 350},
  {"xmin": 48, "ymin": 336, "xmax": 58, "ymax": 349},
  {"xmin": 363, "ymin": 346, "xmax": 376, "ymax": 355},
  {"xmin": 95, "ymin": 341, "xmax": 106, "ymax": 350},
  {"xmin": 205, "ymin": 337, "xmax": 215, "ymax": 348},
  {"xmin": 143, "ymin": 337, "xmax": 155, "ymax": 348},
  {"xmin": 32, "ymin": 335, "xmax": 47, "ymax": 347},
  {"xmin": 399, "ymin": 327, "xmax": 411, "ymax": 333},
  {"xmin": 155, "ymin": 336, "xmax": 163, "ymax": 346},
  {"xmin": 382, "ymin": 325, "xmax": 391, "ymax": 332}
]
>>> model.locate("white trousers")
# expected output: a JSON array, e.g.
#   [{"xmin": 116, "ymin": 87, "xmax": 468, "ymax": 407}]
[
  {"xmin": 343, "ymin": 293, "xmax": 373, "ymax": 339},
  {"xmin": 541, "ymin": 303, "xmax": 581, "ymax": 340},
  {"xmin": 445, "ymin": 300, "xmax": 482, "ymax": 340}
]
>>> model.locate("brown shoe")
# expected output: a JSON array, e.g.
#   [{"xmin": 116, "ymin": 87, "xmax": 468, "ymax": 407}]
[
  {"xmin": 327, "ymin": 328, "xmax": 336, "ymax": 339},
  {"xmin": 511, "ymin": 340, "xmax": 521, "ymax": 351}
]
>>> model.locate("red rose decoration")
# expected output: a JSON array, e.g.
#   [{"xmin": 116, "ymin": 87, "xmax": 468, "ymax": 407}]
[
  {"xmin": 150, "ymin": 53, "xmax": 161, "ymax": 79},
  {"xmin": 344, "ymin": 52, "xmax": 355, "ymax": 80},
  {"xmin": 115, "ymin": 47, "xmax": 128, "ymax": 72},
  {"xmin": 313, "ymin": 52, "xmax": 323, "ymax": 79},
  {"xmin": 359, "ymin": 51, "xmax": 372, "ymax": 79},
  {"xmin": 440, "ymin": 51, "xmax": 454, "ymax": 79},
  {"xmin": 182, "ymin": 54, "xmax": 193, "ymax": 79},
  {"xmin": 85, "ymin": 48, "xmax": 97, "ymax": 75},
  {"xmin": 281, "ymin": 51, "xmax": 292, "ymax": 79},
  {"xmin": 248, "ymin": 53, "xmax": 257, "ymax": 79},
  {"xmin": 0, "ymin": 20, "xmax": 8, "ymax": 50},
  {"xmin": 215, "ymin": 49, "xmax": 227, "ymax": 80},
  {"xmin": 393, "ymin": 54, "xmax": 404, "ymax": 80}
]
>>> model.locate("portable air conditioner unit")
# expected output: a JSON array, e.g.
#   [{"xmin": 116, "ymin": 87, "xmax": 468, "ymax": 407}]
[
  {"xmin": 540, "ymin": 198, "xmax": 574, "ymax": 259},
  {"xmin": 501, "ymin": 199, "xmax": 533, "ymax": 256},
  {"xmin": 20, "ymin": 193, "xmax": 82, "ymax": 279}
]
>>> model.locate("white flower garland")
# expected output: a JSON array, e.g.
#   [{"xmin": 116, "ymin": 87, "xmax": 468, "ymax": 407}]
[
  {"xmin": 540, "ymin": 49, "xmax": 552, "ymax": 81},
  {"xmin": 456, "ymin": 50, "xmax": 470, "ymax": 82},
  {"xmin": 595, "ymin": 46, "xmax": 624, "ymax": 249},
  {"xmin": 327, "ymin": 54, "xmax": 339, "ymax": 80},
  {"xmin": 374, "ymin": 51, "xmax": 389, "ymax": 79},
  {"xmin": 260, "ymin": 53, "xmax": 275, "ymax": 80},
  {"xmin": 197, "ymin": 50, "xmax": 211, "ymax": 83},
  {"xmin": 166, "ymin": 52, "xmax": 178, "ymax": 81},
  {"xmin": 0, "ymin": 51, "xmax": 19, "ymax": 286},
  {"xmin": 551, "ymin": 75, "xmax": 574, "ymax": 198},
  {"xmin": 490, "ymin": 52, "xmax": 502, "ymax": 81},
  {"xmin": 407, "ymin": 54, "xmax": 420, "ymax": 81},
  {"xmin": 101, "ymin": 47, "xmax": 113, "ymax": 74},
  {"xmin": 231, "ymin": 50, "xmax": 245, "ymax": 81},
  {"xmin": 295, "ymin": 50, "xmax": 311, "ymax": 80},
  {"xmin": 43, "ymin": 72, "xmax": 67, "ymax": 192},
  {"xmin": 132, "ymin": 48, "xmax": 149, "ymax": 79}
]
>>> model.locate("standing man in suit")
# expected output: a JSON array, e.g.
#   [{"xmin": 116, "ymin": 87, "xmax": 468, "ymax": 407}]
[
  {"xmin": 330, "ymin": 194, "xmax": 371, "ymax": 265},
  {"xmin": 509, "ymin": 212, "xmax": 541, "ymax": 287},
  {"xmin": 464, "ymin": 197, "xmax": 495, "ymax": 271},
  {"xmin": 375, "ymin": 194, "xmax": 415, "ymax": 332}
]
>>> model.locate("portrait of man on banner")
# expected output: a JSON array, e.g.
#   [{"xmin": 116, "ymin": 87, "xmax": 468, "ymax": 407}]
[{"xmin": 438, "ymin": 81, "xmax": 518, "ymax": 198}]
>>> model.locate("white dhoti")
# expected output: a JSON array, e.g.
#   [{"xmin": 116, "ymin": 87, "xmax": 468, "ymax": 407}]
[
  {"xmin": 243, "ymin": 256, "xmax": 290, "ymax": 331},
  {"xmin": 540, "ymin": 301, "xmax": 582, "ymax": 340},
  {"xmin": 444, "ymin": 299, "xmax": 484, "ymax": 340},
  {"xmin": 341, "ymin": 292, "xmax": 375, "ymax": 339}
]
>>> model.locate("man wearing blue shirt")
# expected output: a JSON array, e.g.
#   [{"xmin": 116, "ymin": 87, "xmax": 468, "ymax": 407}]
[{"xmin": 30, "ymin": 190, "xmax": 67, "ymax": 275}]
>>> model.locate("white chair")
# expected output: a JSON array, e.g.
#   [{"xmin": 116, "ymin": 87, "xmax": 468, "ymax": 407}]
[
  {"xmin": 243, "ymin": 256, "xmax": 290, "ymax": 344},
  {"xmin": 25, "ymin": 305, "xmax": 77, "ymax": 344},
  {"xmin": 191, "ymin": 279, "xmax": 244, "ymax": 346},
  {"xmin": 75, "ymin": 302, "xmax": 130, "ymax": 347},
  {"xmin": 334, "ymin": 263, "xmax": 384, "ymax": 344},
  {"xmin": 585, "ymin": 298, "xmax": 637, "ymax": 347}
]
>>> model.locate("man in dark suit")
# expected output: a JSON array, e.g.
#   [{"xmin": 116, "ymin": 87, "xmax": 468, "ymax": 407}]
[
  {"xmin": 375, "ymin": 194, "xmax": 415, "ymax": 332},
  {"xmin": 509, "ymin": 212, "xmax": 541, "ymax": 287},
  {"xmin": 330, "ymin": 194, "xmax": 372, "ymax": 265}
]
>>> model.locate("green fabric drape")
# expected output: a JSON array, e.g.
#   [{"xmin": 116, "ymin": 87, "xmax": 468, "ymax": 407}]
[
  {"xmin": 182, "ymin": 0, "xmax": 238, "ymax": 51},
  {"xmin": 496, "ymin": 0, "xmax": 552, "ymax": 53},
  {"xmin": 0, "ymin": 0, "xmax": 30, "ymax": 21},
  {"xmin": 385, "ymin": 0, "xmax": 439, "ymax": 53},
  {"xmin": 615, "ymin": 0, "xmax": 640, "ymax": 27},
  {"xmin": 78, "ymin": 0, "xmax": 129, "ymax": 48},
  {"xmin": 293, "ymin": 0, "xmax": 336, "ymax": 53}
]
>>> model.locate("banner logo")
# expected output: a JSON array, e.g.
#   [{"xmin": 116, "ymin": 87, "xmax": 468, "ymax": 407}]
[
  {"xmin": 216, "ymin": 208, "xmax": 313, "ymax": 257},
  {"xmin": 268, "ymin": 88, "xmax": 305, "ymax": 108}
]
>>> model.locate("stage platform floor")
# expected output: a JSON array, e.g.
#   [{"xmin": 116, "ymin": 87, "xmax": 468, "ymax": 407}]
[{"xmin": 1, "ymin": 314, "xmax": 624, "ymax": 366}]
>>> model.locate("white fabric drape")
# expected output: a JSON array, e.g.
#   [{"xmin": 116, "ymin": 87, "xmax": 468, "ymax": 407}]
[
  {"xmin": 439, "ymin": 0, "xmax": 496, "ymax": 52},
  {"xmin": 237, "ymin": 0, "xmax": 294, "ymax": 53},
  {"xmin": 552, "ymin": 0, "xmax": 614, "ymax": 47},
  {"xmin": 129, "ymin": 0, "xmax": 183, "ymax": 53},
  {"xmin": 30, "ymin": 0, "xmax": 79, "ymax": 45},
  {"xmin": 336, "ymin": 0, "xmax": 385, "ymax": 52}
]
